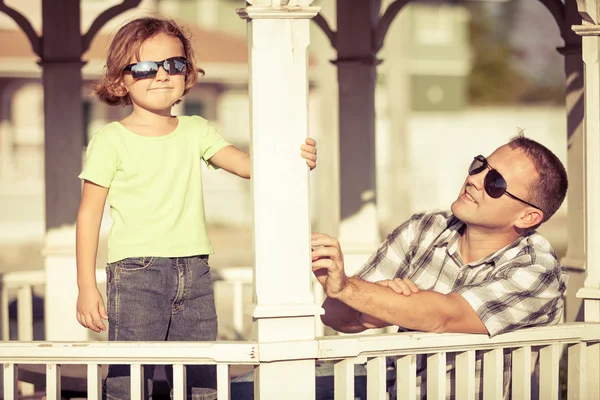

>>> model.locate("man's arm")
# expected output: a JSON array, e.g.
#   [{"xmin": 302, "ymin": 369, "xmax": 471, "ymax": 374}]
[
  {"xmin": 335, "ymin": 277, "xmax": 487, "ymax": 334},
  {"xmin": 321, "ymin": 297, "xmax": 367, "ymax": 333},
  {"xmin": 312, "ymin": 233, "xmax": 487, "ymax": 334}
]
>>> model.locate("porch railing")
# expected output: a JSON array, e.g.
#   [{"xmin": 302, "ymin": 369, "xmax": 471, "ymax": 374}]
[{"xmin": 1, "ymin": 323, "xmax": 598, "ymax": 399}]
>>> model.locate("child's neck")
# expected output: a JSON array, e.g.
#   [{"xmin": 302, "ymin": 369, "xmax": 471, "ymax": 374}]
[{"xmin": 121, "ymin": 107, "xmax": 178, "ymax": 137}]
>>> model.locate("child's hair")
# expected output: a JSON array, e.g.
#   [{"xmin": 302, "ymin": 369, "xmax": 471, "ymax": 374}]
[{"xmin": 93, "ymin": 16, "xmax": 203, "ymax": 106}]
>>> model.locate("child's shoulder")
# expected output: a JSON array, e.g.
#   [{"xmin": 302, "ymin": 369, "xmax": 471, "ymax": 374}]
[
  {"xmin": 91, "ymin": 121, "xmax": 125, "ymax": 140},
  {"xmin": 179, "ymin": 115, "xmax": 210, "ymax": 128}
]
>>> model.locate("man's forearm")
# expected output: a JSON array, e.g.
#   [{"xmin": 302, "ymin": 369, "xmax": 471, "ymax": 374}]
[{"xmin": 332, "ymin": 277, "xmax": 484, "ymax": 333}]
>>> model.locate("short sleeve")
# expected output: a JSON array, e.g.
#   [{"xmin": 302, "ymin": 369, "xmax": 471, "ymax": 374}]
[
  {"xmin": 355, "ymin": 213, "xmax": 424, "ymax": 282},
  {"xmin": 78, "ymin": 133, "xmax": 119, "ymax": 188},
  {"xmin": 454, "ymin": 254, "xmax": 567, "ymax": 337},
  {"xmin": 198, "ymin": 120, "xmax": 231, "ymax": 170}
]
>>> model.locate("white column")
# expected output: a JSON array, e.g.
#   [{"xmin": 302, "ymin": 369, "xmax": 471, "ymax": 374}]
[
  {"xmin": 573, "ymin": 7, "xmax": 600, "ymax": 321},
  {"xmin": 237, "ymin": 2, "xmax": 321, "ymax": 399},
  {"xmin": 41, "ymin": 0, "xmax": 87, "ymax": 341}
]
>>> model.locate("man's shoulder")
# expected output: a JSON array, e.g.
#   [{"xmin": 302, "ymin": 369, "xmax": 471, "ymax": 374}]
[{"xmin": 500, "ymin": 231, "xmax": 561, "ymax": 270}]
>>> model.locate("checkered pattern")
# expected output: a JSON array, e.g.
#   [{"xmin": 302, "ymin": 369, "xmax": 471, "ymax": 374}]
[{"xmin": 355, "ymin": 211, "xmax": 566, "ymax": 399}]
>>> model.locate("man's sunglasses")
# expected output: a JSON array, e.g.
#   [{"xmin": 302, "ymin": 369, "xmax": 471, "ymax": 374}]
[
  {"xmin": 123, "ymin": 56, "xmax": 188, "ymax": 79},
  {"xmin": 469, "ymin": 155, "xmax": 542, "ymax": 211}
]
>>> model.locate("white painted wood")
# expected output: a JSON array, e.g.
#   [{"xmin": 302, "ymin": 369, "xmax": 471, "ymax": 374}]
[
  {"xmin": 87, "ymin": 364, "xmax": 102, "ymax": 400},
  {"xmin": 367, "ymin": 356, "xmax": 386, "ymax": 399},
  {"xmin": 1, "ymin": 288, "xmax": 9, "ymax": 341},
  {"xmin": 396, "ymin": 354, "xmax": 417, "ymax": 400},
  {"xmin": 316, "ymin": 324, "xmax": 600, "ymax": 360},
  {"xmin": 427, "ymin": 352, "xmax": 446, "ymax": 400},
  {"xmin": 3, "ymin": 363, "xmax": 18, "ymax": 400},
  {"xmin": 130, "ymin": 363, "xmax": 144, "ymax": 400},
  {"xmin": 568, "ymin": 343, "xmax": 586, "ymax": 400},
  {"xmin": 253, "ymin": 360, "xmax": 316, "ymax": 400},
  {"xmin": 44, "ymin": 227, "xmax": 89, "ymax": 341},
  {"xmin": 511, "ymin": 346, "xmax": 531, "ymax": 400},
  {"xmin": 17, "ymin": 285, "xmax": 33, "ymax": 341},
  {"xmin": 217, "ymin": 363, "xmax": 230, "ymax": 400},
  {"xmin": 455, "ymin": 350, "xmax": 475, "ymax": 400},
  {"xmin": 173, "ymin": 364, "xmax": 186, "ymax": 400},
  {"xmin": 573, "ymin": 27, "xmax": 600, "ymax": 322},
  {"xmin": 334, "ymin": 358, "xmax": 354, "ymax": 400},
  {"xmin": 539, "ymin": 343, "xmax": 560, "ymax": 400},
  {"xmin": 45, "ymin": 363, "xmax": 61, "ymax": 400},
  {"xmin": 483, "ymin": 348, "xmax": 503, "ymax": 400},
  {"xmin": 586, "ymin": 342, "xmax": 600, "ymax": 399},
  {"xmin": 0, "ymin": 341, "xmax": 258, "ymax": 363},
  {"xmin": 237, "ymin": 3, "xmax": 320, "ymax": 398},
  {"xmin": 232, "ymin": 281, "xmax": 244, "ymax": 338}
]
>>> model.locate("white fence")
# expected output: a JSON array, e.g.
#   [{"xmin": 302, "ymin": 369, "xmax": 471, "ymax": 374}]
[{"xmin": 1, "ymin": 323, "xmax": 598, "ymax": 399}]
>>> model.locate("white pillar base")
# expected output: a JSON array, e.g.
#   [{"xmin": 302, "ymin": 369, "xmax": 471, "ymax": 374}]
[{"xmin": 43, "ymin": 226, "xmax": 89, "ymax": 341}]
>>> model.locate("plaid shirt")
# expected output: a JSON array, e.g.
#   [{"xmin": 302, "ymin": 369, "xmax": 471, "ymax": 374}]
[{"xmin": 355, "ymin": 211, "xmax": 567, "ymax": 399}]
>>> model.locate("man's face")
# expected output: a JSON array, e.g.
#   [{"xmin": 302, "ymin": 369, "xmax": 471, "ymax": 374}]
[{"xmin": 451, "ymin": 145, "xmax": 539, "ymax": 230}]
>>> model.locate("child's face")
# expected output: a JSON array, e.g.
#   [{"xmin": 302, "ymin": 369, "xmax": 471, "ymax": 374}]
[{"xmin": 123, "ymin": 33, "xmax": 187, "ymax": 113}]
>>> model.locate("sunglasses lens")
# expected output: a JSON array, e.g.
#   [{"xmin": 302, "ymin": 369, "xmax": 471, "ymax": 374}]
[
  {"xmin": 131, "ymin": 61, "xmax": 158, "ymax": 79},
  {"xmin": 468, "ymin": 156, "xmax": 486, "ymax": 175},
  {"xmin": 163, "ymin": 57, "xmax": 187, "ymax": 75},
  {"xmin": 484, "ymin": 169, "xmax": 507, "ymax": 198}
]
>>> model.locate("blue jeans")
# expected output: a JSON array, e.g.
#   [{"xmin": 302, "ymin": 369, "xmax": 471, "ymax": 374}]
[{"xmin": 103, "ymin": 255, "xmax": 218, "ymax": 400}]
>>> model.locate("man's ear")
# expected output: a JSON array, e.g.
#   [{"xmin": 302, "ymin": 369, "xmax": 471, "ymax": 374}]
[{"xmin": 515, "ymin": 208, "xmax": 544, "ymax": 230}]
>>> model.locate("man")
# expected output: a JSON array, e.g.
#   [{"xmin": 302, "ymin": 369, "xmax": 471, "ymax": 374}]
[{"xmin": 311, "ymin": 136, "xmax": 568, "ymax": 398}]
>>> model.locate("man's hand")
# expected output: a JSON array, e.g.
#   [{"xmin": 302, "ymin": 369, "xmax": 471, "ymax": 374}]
[
  {"xmin": 301, "ymin": 138, "xmax": 317, "ymax": 170},
  {"xmin": 311, "ymin": 232, "xmax": 348, "ymax": 298},
  {"xmin": 76, "ymin": 287, "xmax": 108, "ymax": 333},
  {"xmin": 375, "ymin": 277, "xmax": 419, "ymax": 296}
]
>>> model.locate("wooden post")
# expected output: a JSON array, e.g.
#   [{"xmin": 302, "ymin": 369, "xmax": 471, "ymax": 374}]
[{"xmin": 237, "ymin": 1, "xmax": 321, "ymax": 398}]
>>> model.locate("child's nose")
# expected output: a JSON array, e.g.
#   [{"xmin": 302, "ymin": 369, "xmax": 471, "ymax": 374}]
[{"xmin": 155, "ymin": 66, "xmax": 170, "ymax": 81}]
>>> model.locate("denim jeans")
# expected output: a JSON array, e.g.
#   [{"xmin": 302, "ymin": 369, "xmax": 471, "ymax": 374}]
[{"xmin": 103, "ymin": 255, "xmax": 218, "ymax": 400}]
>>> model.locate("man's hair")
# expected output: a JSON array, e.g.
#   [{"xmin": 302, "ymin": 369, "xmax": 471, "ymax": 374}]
[
  {"xmin": 508, "ymin": 135, "xmax": 568, "ymax": 224},
  {"xmin": 93, "ymin": 16, "xmax": 202, "ymax": 106}
]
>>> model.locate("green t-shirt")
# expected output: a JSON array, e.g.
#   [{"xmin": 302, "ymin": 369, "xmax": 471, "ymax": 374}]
[{"xmin": 79, "ymin": 115, "xmax": 231, "ymax": 263}]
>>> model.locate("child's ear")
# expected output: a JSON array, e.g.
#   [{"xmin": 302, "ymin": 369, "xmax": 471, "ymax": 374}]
[{"xmin": 109, "ymin": 80, "xmax": 128, "ymax": 96}]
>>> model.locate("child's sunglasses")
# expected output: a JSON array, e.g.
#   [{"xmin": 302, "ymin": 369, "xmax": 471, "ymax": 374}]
[
  {"xmin": 468, "ymin": 155, "xmax": 542, "ymax": 211},
  {"xmin": 123, "ymin": 56, "xmax": 188, "ymax": 79}
]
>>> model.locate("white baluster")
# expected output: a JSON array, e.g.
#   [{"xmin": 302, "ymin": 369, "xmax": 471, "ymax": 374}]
[
  {"xmin": 173, "ymin": 364, "xmax": 186, "ymax": 400},
  {"xmin": 217, "ymin": 363, "xmax": 230, "ymax": 400},
  {"xmin": 568, "ymin": 343, "xmax": 587, "ymax": 400},
  {"xmin": 587, "ymin": 342, "xmax": 600, "ymax": 399},
  {"xmin": 396, "ymin": 354, "xmax": 417, "ymax": 400},
  {"xmin": 1, "ymin": 287, "xmax": 9, "ymax": 340},
  {"xmin": 367, "ymin": 356, "xmax": 386, "ymax": 399},
  {"xmin": 87, "ymin": 364, "xmax": 102, "ymax": 400},
  {"xmin": 483, "ymin": 348, "xmax": 503, "ymax": 400},
  {"xmin": 427, "ymin": 352, "xmax": 446, "ymax": 400},
  {"xmin": 46, "ymin": 364, "xmax": 61, "ymax": 400},
  {"xmin": 511, "ymin": 346, "xmax": 531, "ymax": 400},
  {"xmin": 334, "ymin": 358, "xmax": 354, "ymax": 400},
  {"xmin": 17, "ymin": 285, "xmax": 33, "ymax": 341},
  {"xmin": 130, "ymin": 364, "xmax": 144, "ymax": 400},
  {"xmin": 3, "ymin": 363, "xmax": 18, "ymax": 400},
  {"xmin": 232, "ymin": 281, "xmax": 244, "ymax": 338},
  {"xmin": 539, "ymin": 343, "xmax": 560, "ymax": 400},
  {"xmin": 455, "ymin": 350, "xmax": 475, "ymax": 400}
]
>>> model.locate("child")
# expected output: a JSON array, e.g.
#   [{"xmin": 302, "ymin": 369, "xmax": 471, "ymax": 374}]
[{"xmin": 75, "ymin": 16, "xmax": 317, "ymax": 400}]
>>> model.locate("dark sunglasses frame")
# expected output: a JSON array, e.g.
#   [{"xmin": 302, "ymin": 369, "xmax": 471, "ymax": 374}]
[
  {"xmin": 469, "ymin": 155, "xmax": 542, "ymax": 211},
  {"xmin": 123, "ymin": 56, "xmax": 188, "ymax": 79}
]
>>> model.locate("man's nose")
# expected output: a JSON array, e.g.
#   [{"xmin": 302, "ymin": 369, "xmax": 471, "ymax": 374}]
[{"xmin": 466, "ymin": 169, "xmax": 486, "ymax": 190}]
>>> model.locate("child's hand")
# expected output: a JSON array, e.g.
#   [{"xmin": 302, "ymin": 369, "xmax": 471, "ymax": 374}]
[
  {"xmin": 76, "ymin": 287, "xmax": 109, "ymax": 333},
  {"xmin": 301, "ymin": 138, "xmax": 317, "ymax": 170},
  {"xmin": 375, "ymin": 278, "xmax": 419, "ymax": 296}
]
